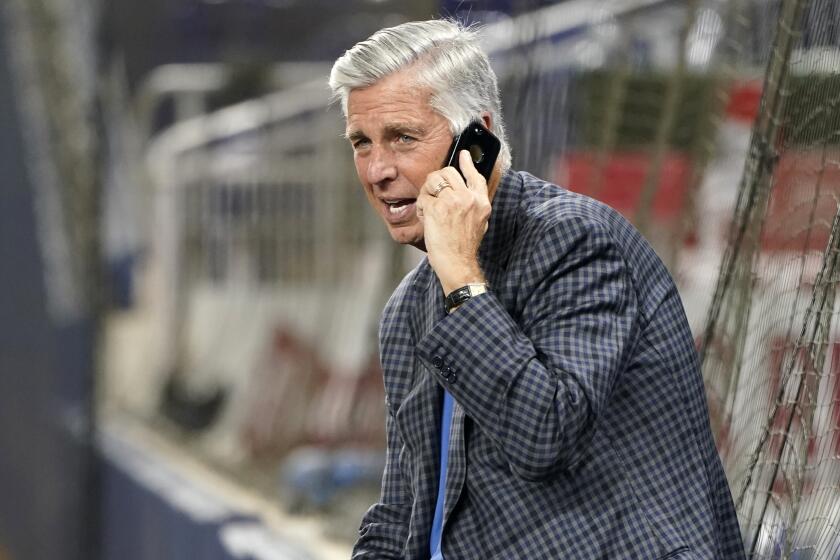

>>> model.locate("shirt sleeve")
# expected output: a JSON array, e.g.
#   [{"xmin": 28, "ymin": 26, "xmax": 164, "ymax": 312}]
[
  {"xmin": 415, "ymin": 216, "xmax": 639, "ymax": 481},
  {"xmin": 351, "ymin": 410, "xmax": 412, "ymax": 558}
]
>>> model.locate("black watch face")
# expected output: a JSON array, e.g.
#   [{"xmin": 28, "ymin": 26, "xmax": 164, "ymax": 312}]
[{"xmin": 445, "ymin": 285, "xmax": 484, "ymax": 312}]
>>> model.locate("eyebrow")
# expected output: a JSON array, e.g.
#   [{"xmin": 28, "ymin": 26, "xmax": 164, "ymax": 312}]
[
  {"xmin": 346, "ymin": 129, "xmax": 366, "ymax": 143},
  {"xmin": 345, "ymin": 123, "xmax": 427, "ymax": 142},
  {"xmin": 385, "ymin": 123, "xmax": 425, "ymax": 137}
]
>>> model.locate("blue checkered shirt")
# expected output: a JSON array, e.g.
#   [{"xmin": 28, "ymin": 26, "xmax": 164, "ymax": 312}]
[{"xmin": 352, "ymin": 170, "xmax": 745, "ymax": 559}]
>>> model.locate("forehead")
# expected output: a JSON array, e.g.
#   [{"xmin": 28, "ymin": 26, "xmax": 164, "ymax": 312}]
[{"xmin": 346, "ymin": 71, "xmax": 438, "ymax": 131}]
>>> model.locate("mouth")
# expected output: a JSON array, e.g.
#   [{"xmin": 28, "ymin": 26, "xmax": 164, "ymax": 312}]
[{"xmin": 381, "ymin": 198, "xmax": 417, "ymax": 224}]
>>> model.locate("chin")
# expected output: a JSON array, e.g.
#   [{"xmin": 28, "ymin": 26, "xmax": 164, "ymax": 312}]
[{"xmin": 388, "ymin": 223, "xmax": 426, "ymax": 250}]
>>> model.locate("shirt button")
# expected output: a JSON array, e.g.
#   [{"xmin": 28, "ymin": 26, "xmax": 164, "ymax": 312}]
[
  {"xmin": 432, "ymin": 355, "xmax": 444, "ymax": 369},
  {"xmin": 444, "ymin": 366, "xmax": 457, "ymax": 382}
]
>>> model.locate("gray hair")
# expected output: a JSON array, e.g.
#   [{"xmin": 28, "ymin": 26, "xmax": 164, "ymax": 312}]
[{"xmin": 329, "ymin": 19, "xmax": 511, "ymax": 170}]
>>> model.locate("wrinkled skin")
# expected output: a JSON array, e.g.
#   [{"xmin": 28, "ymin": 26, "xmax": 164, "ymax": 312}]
[{"xmin": 346, "ymin": 68, "xmax": 501, "ymax": 294}]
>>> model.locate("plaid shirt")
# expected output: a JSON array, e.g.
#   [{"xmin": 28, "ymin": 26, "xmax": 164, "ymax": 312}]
[{"xmin": 352, "ymin": 170, "xmax": 745, "ymax": 559}]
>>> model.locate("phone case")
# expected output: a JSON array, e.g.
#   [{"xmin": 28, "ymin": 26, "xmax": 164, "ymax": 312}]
[{"xmin": 444, "ymin": 121, "xmax": 501, "ymax": 183}]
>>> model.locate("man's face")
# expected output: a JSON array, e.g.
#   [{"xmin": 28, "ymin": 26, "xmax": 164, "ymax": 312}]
[{"xmin": 346, "ymin": 69, "xmax": 453, "ymax": 248}]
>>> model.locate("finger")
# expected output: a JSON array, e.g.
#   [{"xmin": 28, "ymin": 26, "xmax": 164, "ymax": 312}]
[
  {"xmin": 439, "ymin": 165, "xmax": 468, "ymax": 194},
  {"xmin": 424, "ymin": 173, "xmax": 455, "ymax": 198},
  {"xmin": 459, "ymin": 150, "xmax": 488, "ymax": 196},
  {"xmin": 416, "ymin": 189, "xmax": 438, "ymax": 215}
]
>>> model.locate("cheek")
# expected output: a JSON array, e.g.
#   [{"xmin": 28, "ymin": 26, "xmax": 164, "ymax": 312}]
[
  {"xmin": 408, "ymin": 141, "xmax": 450, "ymax": 181},
  {"xmin": 397, "ymin": 154, "xmax": 432, "ymax": 190},
  {"xmin": 360, "ymin": 184, "xmax": 378, "ymax": 209},
  {"xmin": 353, "ymin": 154, "xmax": 365, "ymax": 180},
  {"xmin": 353, "ymin": 158, "xmax": 372, "ymax": 191},
  {"xmin": 400, "ymin": 160, "xmax": 420, "ymax": 184}
]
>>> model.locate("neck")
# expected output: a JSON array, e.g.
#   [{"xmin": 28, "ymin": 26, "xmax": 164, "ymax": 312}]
[{"xmin": 487, "ymin": 161, "xmax": 505, "ymax": 202}]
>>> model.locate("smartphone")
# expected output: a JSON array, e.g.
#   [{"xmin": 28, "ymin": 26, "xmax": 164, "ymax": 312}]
[{"xmin": 444, "ymin": 121, "xmax": 501, "ymax": 183}]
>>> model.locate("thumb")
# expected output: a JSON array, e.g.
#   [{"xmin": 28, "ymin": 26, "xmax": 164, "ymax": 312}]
[{"xmin": 459, "ymin": 150, "xmax": 488, "ymax": 197}]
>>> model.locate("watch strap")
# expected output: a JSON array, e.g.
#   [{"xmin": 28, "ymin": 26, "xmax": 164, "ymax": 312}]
[{"xmin": 444, "ymin": 283, "xmax": 487, "ymax": 313}]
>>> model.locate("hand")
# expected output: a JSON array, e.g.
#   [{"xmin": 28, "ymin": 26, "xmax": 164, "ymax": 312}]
[{"xmin": 416, "ymin": 150, "xmax": 491, "ymax": 294}]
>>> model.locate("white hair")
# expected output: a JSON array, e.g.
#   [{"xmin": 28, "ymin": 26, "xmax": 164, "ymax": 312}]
[{"xmin": 328, "ymin": 19, "xmax": 511, "ymax": 170}]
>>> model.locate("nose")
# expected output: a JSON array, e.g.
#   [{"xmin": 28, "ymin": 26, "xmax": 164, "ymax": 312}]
[{"xmin": 366, "ymin": 146, "xmax": 397, "ymax": 186}]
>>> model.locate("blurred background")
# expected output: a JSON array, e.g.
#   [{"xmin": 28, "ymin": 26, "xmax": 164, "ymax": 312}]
[{"xmin": 1, "ymin": 0, "xmax": 839, "ymax": 558}]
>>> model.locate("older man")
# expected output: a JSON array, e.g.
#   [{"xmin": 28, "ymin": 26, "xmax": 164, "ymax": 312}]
[{"xmin": 329, "ymin": 19, "xmax": 744, "ymax": 560}]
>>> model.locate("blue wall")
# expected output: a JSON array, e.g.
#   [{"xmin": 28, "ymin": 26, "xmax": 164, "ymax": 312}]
[{"xmin": 0, "ymin": 21, "xmax": 98, "ymax": 560}]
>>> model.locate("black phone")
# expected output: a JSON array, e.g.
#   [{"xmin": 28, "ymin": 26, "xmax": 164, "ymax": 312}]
[{"xmin": 444, "ymin": 121, "xmax": 501, "ymax": 183}]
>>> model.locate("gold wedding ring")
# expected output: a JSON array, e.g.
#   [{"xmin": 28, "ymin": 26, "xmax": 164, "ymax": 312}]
[{"xmin": 432, "ymin": 179, "xmax": 452, "ymax": 197}]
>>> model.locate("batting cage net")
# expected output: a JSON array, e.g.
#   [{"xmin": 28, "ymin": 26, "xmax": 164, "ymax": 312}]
[
  {"xmin": 485, "ymin": 0, "xmax": 840, "ymax": 557},
  {"xmin": 696, "ymin": 0, "xmax": 840, "ymax": 557}
]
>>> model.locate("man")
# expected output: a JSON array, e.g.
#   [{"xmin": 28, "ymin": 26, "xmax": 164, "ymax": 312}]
[{"xmin": 329, "ymin": 19, "xmax": 745, "ymax": 559}]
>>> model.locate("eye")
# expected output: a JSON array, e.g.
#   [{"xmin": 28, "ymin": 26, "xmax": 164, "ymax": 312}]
[
  {"xmin": 397, "ymin": 134, "xmax": 415, "ymax": 144},
  {"xmin": 352, "ymin": 138, "xmax": 371, "ymax": 150}
]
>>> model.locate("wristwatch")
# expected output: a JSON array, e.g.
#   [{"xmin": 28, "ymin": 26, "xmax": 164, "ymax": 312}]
[{"xmin": 444, "ymin": 283, "xmax": 488, "ymax": 313}]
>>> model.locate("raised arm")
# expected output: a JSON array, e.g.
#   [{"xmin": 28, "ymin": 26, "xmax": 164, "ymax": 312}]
[{"xmin": 416, "ymin": 217, "xmax": 639, "ymax": 480}]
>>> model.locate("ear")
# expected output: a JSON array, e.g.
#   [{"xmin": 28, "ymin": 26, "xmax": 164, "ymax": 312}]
[{"xmin": 480, "ymin": 111, "xmax": 493, "ymax": 131}]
